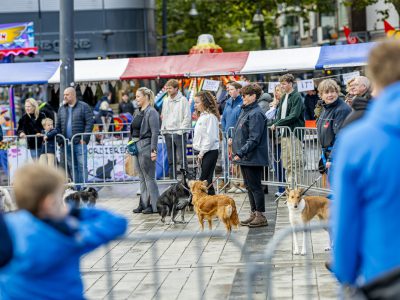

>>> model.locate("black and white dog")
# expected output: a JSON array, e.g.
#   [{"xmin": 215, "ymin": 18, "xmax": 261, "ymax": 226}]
[
  {"xmin": 63, "ymin": 186, "xmax": 98, "ymax": 207},
  {"xmin": 157, "ymin": 168, "xmax": 194, "ymax": 224}
]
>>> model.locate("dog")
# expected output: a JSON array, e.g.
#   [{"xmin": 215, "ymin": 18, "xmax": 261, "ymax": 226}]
[
  {"xmin": 189, "ymin": 180, "xmax": 239, "ymax": 232},
  {"xmin": 157, "ymin": 168, "xmax": 192, "ymax": 224},
  {"xmin": 285, "ymin": 187, "xmax": 331, "ymax": 255},
  {"xmin": 0, "ymin": 187, "xmax": 16, "ymax": 212},
  {"xmin": 63, "ymin": 186, "xmax": 98, "ymax": 207}
]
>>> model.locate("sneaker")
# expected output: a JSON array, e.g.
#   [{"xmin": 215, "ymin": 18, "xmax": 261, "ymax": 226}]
[
  {"xmin": 274, "ymin": 191, "xmax": 284, "ymax": 197},
  {"xmin": 142, "ymin": 207, "xmax": 153, "ymax": 214},
  {"xmin": 240, "ymin": 212, "xmax": 256, "ymax": 226},
  {"xmin": 235, "ymin": 188, "xmax": 247, "ymax": 194},
  {"xmin": 248, "ymin": 212, "xmax": 268, "ymax": 228},
  {"xmin": 227, "ymin": 186, "xmax": 238, "ymax": 193}
]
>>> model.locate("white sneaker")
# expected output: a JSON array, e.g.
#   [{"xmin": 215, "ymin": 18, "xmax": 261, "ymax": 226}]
[
  {"xmin": 274, "ymin": 192, "xmax": 284, "ymax": 197},
  {"xmin": 235, "ymin": 188, "xmax": 247, "ymax": 194},
  {"xmin": 227, "ymin": 186, "xmax": 238, "ymax": 193}
]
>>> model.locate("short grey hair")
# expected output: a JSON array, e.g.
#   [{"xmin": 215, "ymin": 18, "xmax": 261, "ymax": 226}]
[{"xmin": 355, "ymin": 76, "xmax": 371, "ymax": 90}]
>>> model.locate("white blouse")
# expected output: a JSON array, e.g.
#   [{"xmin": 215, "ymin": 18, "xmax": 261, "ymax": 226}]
[{"xmin": 193, "ymin": 112, "xmax": 220, "ymax": 156}]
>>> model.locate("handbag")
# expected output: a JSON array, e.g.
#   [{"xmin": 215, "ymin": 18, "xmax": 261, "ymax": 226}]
[{"xmin": 126, "ymin": 140, "xmax": 138, "ymax": 156}]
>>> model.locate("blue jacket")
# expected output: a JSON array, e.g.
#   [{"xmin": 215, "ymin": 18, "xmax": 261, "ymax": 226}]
[
  {"xmin": 232, "ymin": 101, "xmax": 268, "ymax": 166},
  {"xmin": 331, "ymin": 82, "xmax": 400, "ymax": 286},
  {"xmin": 41, "ymin": 128, "xmax": 58, "ymax": 154},
  {"xmin": 0, "ymin": 209, "xmax": 127, "ymax": 300},
  {"xmin": 56, "ymin": 101, "xmax": 94, "ymax": 144},
  {"xmin": 221, "ymin": 95, "xmax": 243, "ymax": 137}
]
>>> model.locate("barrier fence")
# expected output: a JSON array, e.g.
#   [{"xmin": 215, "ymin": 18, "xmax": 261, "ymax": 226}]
[{"xmin": 0, "ymin": 126, "xmax": 330, "ymax": 195}]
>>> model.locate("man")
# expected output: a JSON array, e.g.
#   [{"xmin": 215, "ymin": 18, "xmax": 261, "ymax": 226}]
[
  {"xmin": 331, "ymin": 40, "xmax": 400, "ymax": 295},
  {"xmin": 161, "ymin": 79, "xmax": 191, "ymax": 179},
  {"xmin": 118, "ymin": 91, "xmax": 135, "ymax": 115},
  {"xmin": 271, "ymin": 73, "xmax": 305, "ymax": 188},
  {"xmin": 57, "ymin": 87, "xmax": 94, "ymax": 189},
  {"xmin": 341, "ymin": 76, "xmax": 372, "ymax": 128},
  {"xmin": 304, "ymin": 89, "xmax": 319, "ymax": 120},
  {"xmin": 221, "ymin": 82, "xmax": 244, "ymax": 193}
]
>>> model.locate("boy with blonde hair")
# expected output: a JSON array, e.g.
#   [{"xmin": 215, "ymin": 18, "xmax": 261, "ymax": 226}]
[
  {"xmin": 39, "ymin": 118, "xmax": 58, "ymax": 166},
  {"xmin": 0, "ymin": 163, "xmax": 127, "ymax": 299}
]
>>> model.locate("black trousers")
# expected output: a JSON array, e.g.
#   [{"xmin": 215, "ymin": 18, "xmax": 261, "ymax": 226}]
[
  {"xmin": 240, "ymin": 165, "xmax": 265, "ymax": 212},
  {"xmin": 199, "ymin": 149, "xmax": 219, "ymax": 195}
]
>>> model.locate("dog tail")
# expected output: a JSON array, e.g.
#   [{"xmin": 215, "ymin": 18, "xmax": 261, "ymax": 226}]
[
  {"xmin": 224, "ymin": 205, "xmax": 233, "ymax": 218},
  {"xmin": 230, "ymin": 204, "xmax": 240, "ymax": 226}
]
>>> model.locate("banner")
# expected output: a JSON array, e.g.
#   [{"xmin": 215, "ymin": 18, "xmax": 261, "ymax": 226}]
[
  {"xmin": 202, "ymin": 79, "xmax": 220, "ymax": 92},
  {"xmin": 0, "ymin": 22, "xmax": 35, "ymax": 50},
  {"xmin": 342, "ymin": 71, "xmax": 360, "ymax": 84},
  {"xmin": 296, "ymin": 79, "xmax": 315, "ymax": 92}
]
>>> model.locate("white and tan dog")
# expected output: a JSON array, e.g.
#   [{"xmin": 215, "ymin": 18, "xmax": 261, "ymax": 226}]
[
  {"xmin": 0, "ymin": 187, "xmax": 17, "ymax": 212},
  {"xmin": 285, "ymin": 187, "xmax": 331, "ymax": 255}
]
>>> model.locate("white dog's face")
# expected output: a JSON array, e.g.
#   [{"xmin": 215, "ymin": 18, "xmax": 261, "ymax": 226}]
[{"xmin": 286, "ymin": 188, "xmax": 304, "ymax": 209}]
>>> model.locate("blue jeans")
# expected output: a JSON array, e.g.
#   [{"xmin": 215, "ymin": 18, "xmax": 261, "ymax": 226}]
[{"xmin": 60, "ymin": 143, "xmax": 88, "ymax": 190}]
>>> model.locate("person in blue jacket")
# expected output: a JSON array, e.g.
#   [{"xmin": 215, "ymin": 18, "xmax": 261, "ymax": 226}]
[
  {"xmin": 331, "ymin": 40, "xmax": 400, "ymax": 291},
  {"xmin": 0, "ymin": 163, "xmax": 127, "ymax": 300}
]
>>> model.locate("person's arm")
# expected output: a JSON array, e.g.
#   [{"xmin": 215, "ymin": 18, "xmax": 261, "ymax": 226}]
[
  {"xmin": 160, "ymin": 99, "xmax": 167, "ymax": 131},
  {"xmin": 76, "ymin": 208, "xmax": 127, "ymax": 254},
  {"xmin": 235, "ymin": 112, "xmax": 265, "ymax": 158},
  {"xmin": 274, "ymin": 94, "xmax": 304, "ymax": 126},
  {"xmin": 198, "ymin": 115, "xmax": 219, "ymax": 157},
  {"xmin": 181, "ymin": 98, "xmax": 192, "ymax": 130},
  {"xmin": 83, "ymin": 104, "xmax": 94, "ymax": 144},
  {"xmin": 0, "ymin": 214, "xmax": 13, "ymax": 267},
  {"xmin": 331, "ymin": 134, "xmax": 361, "ymax": 285},
  {"xmin": 149, "ymin": 109, "xmax": 160, "ymax": 152}
]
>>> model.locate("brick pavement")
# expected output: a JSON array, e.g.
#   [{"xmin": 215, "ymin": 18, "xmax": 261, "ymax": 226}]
[{"xmin": 81, "ymin": 184, "xmax": 338, "ymax": 299}]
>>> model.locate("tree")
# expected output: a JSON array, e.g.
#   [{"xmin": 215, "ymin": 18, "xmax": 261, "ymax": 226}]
[{"xmin": 156, "ymin": 0, "xmax": 338, "ymax": 54}]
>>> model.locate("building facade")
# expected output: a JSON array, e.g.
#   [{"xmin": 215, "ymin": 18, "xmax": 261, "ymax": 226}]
[{"xmin": 0, "ymin": 0, "xmax": 156, "ymax": 61}]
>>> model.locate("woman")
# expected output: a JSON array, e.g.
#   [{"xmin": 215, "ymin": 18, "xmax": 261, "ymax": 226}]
[
  {"xmin": 193, "ymin": 91, "xmax": 220, "ymax": 195},
  {"xmin": 131, "ymin": 87, "xmax": 160, "ymax": 214},
  {"xmin": 317, "ymin": 79, "xmax": 351, "ymax": 171},
  {"xmin": 17, "ymin": 98, "xmax": 46, "ymax": 159},
  {"xmin": 265, "ymin": 84, "xmax": 286, "ymax": 197},
  {"xmin": 232, "ymin": 83, "xmax": 269, "ymax": 228}
]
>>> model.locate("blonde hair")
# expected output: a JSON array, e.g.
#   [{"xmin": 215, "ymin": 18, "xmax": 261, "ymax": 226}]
[
  {"xmin": 367, "ymin": 39, "xmax": 400, "ymax": 89},
  {"xmin": 41, "ymin": 118, "xmax": 53, "ymax": 127},
  {"xmin": 13, "ymin": 163, "xmax": 65, "ymax": 217},
  {"xmin": 25, "ymin": 98, "xmax": 39, "ymax": 119},
  {"xmin": 318, "ymin": 79, "xmax": 340, "ymax": 97},
  {"xmin": 137, "ymin": 87, "xmax": 155, "ymax": 107},
  {"xmin": 165, "ymin": 79, "xmax": 179, "ymax": 89},
  {"xmin": 100, "ymin": 101, "xmax": 109, "ymax": 111}
]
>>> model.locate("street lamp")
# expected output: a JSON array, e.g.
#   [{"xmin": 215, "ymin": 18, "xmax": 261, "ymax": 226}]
[
  {"xmin": 189, "ymin": 2, "xmax": 199, "ymax": 17},
  {"xmin": 253, "ymin": 8, "xmax": 267, "ymax": 50}
]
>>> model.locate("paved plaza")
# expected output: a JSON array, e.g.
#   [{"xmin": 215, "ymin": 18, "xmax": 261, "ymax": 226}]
[{"xmin": 81, "ymin": 184, "xmax": 338, "ymax": 299}]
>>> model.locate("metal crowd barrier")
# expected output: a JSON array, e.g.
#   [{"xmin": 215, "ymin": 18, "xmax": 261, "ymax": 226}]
[{"xmin": 101, "ymin": 230, "xmax": 247, "ymax": 300}]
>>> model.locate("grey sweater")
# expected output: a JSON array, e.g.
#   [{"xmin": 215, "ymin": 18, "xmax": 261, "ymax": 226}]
[{"xmin": 138, "ymin": 106, "xmax": 160, "ymax": 152}]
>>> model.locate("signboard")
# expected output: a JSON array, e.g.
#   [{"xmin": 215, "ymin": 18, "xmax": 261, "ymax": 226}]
[
  {"xmin": 202, "ymin": 79, "xmax": 220, "ymax": 92},
  {"xmin": 296, "ymin": 79, "xmax": 315, "ymax": 92},
  {"xmin": 342, "ymin": 71, "xmax": 360, "ymax": 84},
  {"xmin": 268, "ymin": 82, "xmax": 280, "ymax": 93},
  {"xmin": 0, "ymin": 22, "xmax": 35, "ymax": 50}
]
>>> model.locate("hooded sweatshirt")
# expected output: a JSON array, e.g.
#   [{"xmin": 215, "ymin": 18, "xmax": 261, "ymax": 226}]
[
  {"xmin": 0, "ymin": 209, "xmax": 127, "ymax": 300},
  {"xmin": 331, "ymin": 82, "xmax": 400, "ymax": 286},
  {"xmin": 161, "ymin": 91, "xmax": 191, "ymax": 134}
]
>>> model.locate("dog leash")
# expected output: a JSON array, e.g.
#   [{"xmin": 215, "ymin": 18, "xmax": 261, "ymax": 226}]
[
  {"xmin": 274, "ymin": 175, "xmax": 323, "ymax": 204},
  {"xmin": 207, "ymin": 176, "xmax": 221, "ymax": 190}
]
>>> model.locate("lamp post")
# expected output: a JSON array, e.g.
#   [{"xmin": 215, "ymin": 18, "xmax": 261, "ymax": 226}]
[{"xmin": 253, "ymin": 8, "xmax": 267, "ymax": 50}]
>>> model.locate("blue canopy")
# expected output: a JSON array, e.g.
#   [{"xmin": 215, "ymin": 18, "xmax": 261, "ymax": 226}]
[
  {"xmin": 315, "ymin": 42, "xmax": 377, "ymax": 69},
  {"xmin": 0, "ymin": 61, "xmax": 59, "ymax": 85}
]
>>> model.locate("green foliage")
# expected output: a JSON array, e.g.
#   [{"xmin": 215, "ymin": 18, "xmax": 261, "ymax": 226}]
[{"xmin": 155, "ymin": 0, "xmax": 338, "ymax": 54}]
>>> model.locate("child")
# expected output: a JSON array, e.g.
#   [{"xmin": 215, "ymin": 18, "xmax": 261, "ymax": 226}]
[
  {"xmin": 0, "ymin": 163, "xmax": 127, "ymax": 299},
  {"xmin": 39, "ymin": 118, "xmax": 58, "ymax": 166}
]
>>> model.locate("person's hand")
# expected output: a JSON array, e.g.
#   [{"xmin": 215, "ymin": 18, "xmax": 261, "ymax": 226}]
[
  {"xmin": 233, "ymin": 155, "xmax": 240, "ymax": 161},
  {"xmin": 271, "ymin": 124, "xmax": 276, "ymax": 131},
  {"xmin": 43, "ymin": 136, "xmax": 48, "ymax": 141},
  {"xmin": 19, "ymin": 132, "xmax": 26, "ymax": 138},
  {"xmin": 197, "ymin": 153, "xmax": 203, "ymax": 165},
  {"xmin": 151, "ymin": 151, "xmax": 157, "ymax": 161},
  {"xmin": 80, "ymin": 140, "xmax": 86, "ymax": 145},
  {"xmin": 326, "ymin": 162, "xmax": 331, "ymax": 169},
  {"xmin": 228, "ymin": 138, "xmax": 232, "ymax": 146}
]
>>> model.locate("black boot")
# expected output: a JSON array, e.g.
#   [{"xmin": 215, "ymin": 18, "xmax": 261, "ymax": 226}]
[{"xmin": 132, "ymin": 199, "xmax": 144, "ymax": 213}]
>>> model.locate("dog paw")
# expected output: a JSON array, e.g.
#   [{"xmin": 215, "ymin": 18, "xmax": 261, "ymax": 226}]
[{"xmin": 324, "ymin": 246, "xmax": 331, "ymax": 251}]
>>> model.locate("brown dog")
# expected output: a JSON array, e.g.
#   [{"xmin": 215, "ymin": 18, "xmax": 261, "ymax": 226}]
[
  {"xmin": 285, "ymin": 187, "xmax": 331, "ymax": 255},
  {"xmin": 189, "ymin": 180, "xmax": 239, "ymax": 232}
]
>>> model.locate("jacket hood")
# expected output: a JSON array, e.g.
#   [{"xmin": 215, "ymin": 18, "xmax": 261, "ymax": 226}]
[
  {"xmin": 227, "ymin": 94, "xmax": 243, "ymax": 106},
  {"xmin": 366, "ymin": 82, "xmax": 400, "ymax": 132},
  {"xmin": 4, "ymin": 210, "xmax": 78, "ymax": 275}
]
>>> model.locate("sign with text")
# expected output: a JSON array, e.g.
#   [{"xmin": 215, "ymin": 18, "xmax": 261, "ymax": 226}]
[
  {"xmin": 268, "ymin": 82, "xmax": 280, "ymax": 93},
  {"xmin": 202, "ymin": 79, "xmax": 220, "ymax": 92},
  {"xmin": 342, "ymin": 71, "xmax": 360, "ymax": 84},
  {"xmin": 296, "ymin": 79, "xmax": 315, "ymax": 92}
]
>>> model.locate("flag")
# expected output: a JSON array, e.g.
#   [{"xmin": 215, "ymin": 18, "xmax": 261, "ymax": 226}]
[
  {"xmin": 343, "ymin": 26, "xmax": 358, "ymax": 44},
  {"xmin": 383, "ymin": 20, "xmax": 400, "ymax": 39}
]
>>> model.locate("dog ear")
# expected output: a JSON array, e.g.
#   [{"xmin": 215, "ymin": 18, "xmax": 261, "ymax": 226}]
[{"xmin": 285, "ymin": 187, "xmax": 290, "ymax": 195}]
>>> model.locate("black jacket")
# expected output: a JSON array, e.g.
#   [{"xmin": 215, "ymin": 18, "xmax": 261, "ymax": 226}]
[
  {"xmin": 232, "ymin": 101, "xmax": 268, "ymax": 166},
  {"xmin": 41, "ymin": 128, "xmax": 58, "ymax": 154},
  {"xmin": 304, "ymin": 93, "xmax": 319, "ymax": 120},
  {"xmin": 341, "ymin": 91, "xmax": 372, "ymax": 128},
  {"xmin": 317, "ymin": 98, "xmax": 351, "ymax": 161},
  {"xmin": 118, "ymin": 101, "xmax": 135, "ymax": 115},
  {"xmin": 17, "ymin": 112, "xmax": 46, "ymax": 149},
  {"xmin": 56, "ymin": 101, "xmax": 94, "ymax": 144}
]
